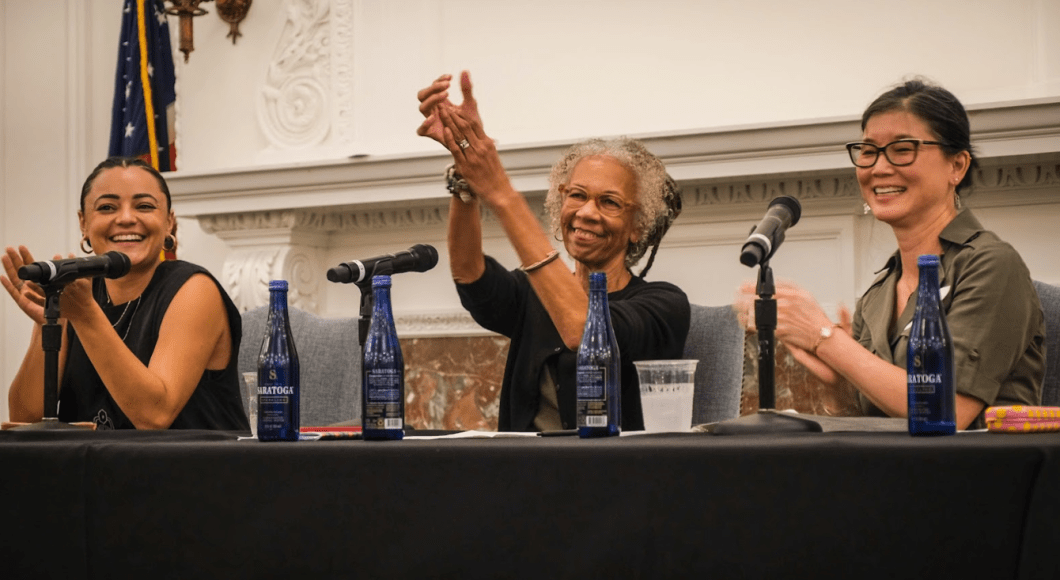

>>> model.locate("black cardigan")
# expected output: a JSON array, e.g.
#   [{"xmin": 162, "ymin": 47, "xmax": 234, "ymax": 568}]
[{"xmin": 457, "ymin": 256, "xmax": 690, "ymax": 431}]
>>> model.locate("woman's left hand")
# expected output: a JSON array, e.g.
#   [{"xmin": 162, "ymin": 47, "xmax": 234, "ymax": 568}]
[
  {"xmin": 737, "ymin": 279, "xmax": 839, "ymax": 352},
  {"xmin": 438, "ymin": 106, "xmax": 513, "ymax": 206}
]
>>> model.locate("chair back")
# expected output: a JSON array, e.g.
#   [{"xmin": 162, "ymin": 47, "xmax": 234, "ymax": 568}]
[
  {"xmin": 238, "ymin": 306, "xmax": 361, "ymax": 426},
  {"xmin": 1034, "ymin": 281, "xmax": 1060, "ymax": 406},
  {"xmin": 682, "ymin": 304, "xmax": 744, "ymax": 424}
]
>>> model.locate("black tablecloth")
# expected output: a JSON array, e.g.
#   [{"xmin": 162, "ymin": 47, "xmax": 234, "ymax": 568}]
[{"xmin": 2, "ymin": 429, "xmax": 1058, "ymax": 579}]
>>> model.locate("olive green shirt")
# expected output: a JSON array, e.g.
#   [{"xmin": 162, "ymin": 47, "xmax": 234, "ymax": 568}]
[{"xmin": 852, "ymin": 209, "xmax": 1046, "ymax": 428}]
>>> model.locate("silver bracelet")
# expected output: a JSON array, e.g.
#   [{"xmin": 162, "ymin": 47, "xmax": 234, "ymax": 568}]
[
  {"xmin": 519, "ymin": 250, "xmax": 560, "ymax": 273},
  {"xmin": 445, "ymin": 164, "xmax": 474, "ymax": 204}
]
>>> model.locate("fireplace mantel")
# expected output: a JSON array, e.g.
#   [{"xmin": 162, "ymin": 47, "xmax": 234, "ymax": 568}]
[{"xmin": 165, "ymin": 97, "xmax": 1060, "ymax": 320}]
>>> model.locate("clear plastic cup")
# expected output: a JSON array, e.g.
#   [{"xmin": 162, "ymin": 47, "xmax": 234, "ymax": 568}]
[
  {"xmin": 242, "ymin": 371, "xmax": 258, "ymax": 438},
  {"xmin": 633, "ymin": 360, "xmax": 698, "ymax": 432}
]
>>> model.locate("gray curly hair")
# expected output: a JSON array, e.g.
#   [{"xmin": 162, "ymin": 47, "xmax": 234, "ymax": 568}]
[{"xmin": 544, "ymin": 137, "xmax": 674, "ymax": 272}]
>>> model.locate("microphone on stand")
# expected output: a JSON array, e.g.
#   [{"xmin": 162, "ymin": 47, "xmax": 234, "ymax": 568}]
[
  {"xmin": 18, "ymin": 251, "xmax": 131, "ymax": 286},
  {"xmin": 10, "ymin": 251, "xmax": 130, "ymax": 431},
  {"xmin": 326, "ymin": 244, "xmax": 439, "ymax": 284},
  {"xmin": 713, "ymin": 196, "xmax": 820, "ymax": 435},
  {"xmin": 739, "ymin": 196, "xmax": 801, "ymax": 268}
]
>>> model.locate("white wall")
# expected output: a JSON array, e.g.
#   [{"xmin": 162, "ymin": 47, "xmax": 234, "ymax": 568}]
[{"xmin": 3, "ymin": 0, "xmax": 1060, "ymax": 424}]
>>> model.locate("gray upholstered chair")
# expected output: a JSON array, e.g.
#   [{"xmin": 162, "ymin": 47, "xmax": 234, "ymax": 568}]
[
  {"xmin": 682, "ymin": 304, "xmax": 745, "ymax": 424},
  {"xmin": 1034, "ymin": 280, "xmax": 1060, "ymax": 406},
  {"xmin": 238, "ymin": 306, "xmax": 361, "ymax": 426}
]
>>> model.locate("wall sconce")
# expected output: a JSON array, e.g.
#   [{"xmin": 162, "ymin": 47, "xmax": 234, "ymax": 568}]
[{"xmin": 165, "ymin": 0, "xmax": 253, "ymax": 63}]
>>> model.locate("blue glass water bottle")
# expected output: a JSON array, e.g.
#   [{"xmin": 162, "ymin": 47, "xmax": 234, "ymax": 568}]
[
  {"xmin": 362, "ymin": 275, "xmax": 405, "ymax": 440},
  {"xmin": 257, "ymin": 280, "xmax": 301, "ymax": 441},
  {"xmin": 907, "ymin": 255, "xmax": 956, "ymax": 436},
  {"xmin": 576, "ymin": 272, "xmax": 621, "ymax": 438}
]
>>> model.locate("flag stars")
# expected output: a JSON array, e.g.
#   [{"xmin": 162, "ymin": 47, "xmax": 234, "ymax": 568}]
[{"xmin": 125, "ymin": 123, "xmax": 135, "ymax": 138}]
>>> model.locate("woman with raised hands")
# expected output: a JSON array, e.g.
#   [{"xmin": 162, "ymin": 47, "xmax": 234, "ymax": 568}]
[{"xmin": 417, "ymin": 71, "xmax": 689, "ymax": 432}]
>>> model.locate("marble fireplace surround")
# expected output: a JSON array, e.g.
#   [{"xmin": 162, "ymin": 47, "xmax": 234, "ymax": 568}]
[{"xmin": 168, "ymin": 98, "xmax": 1060, "ymax": 429}]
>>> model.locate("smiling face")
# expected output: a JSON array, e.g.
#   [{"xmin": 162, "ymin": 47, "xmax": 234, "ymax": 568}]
[
  {"xmin": 78, "ymin": 166, "xmax": 174, "ymax": 271},
  {"xmin": 858, "ymin": 110, "xmax": 969, "ymax": 229},
  {"xmin": 559, "ymin": 156, "xmax": 640, "ymax": 273}
]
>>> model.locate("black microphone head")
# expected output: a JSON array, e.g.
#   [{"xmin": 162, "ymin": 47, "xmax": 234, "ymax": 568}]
[
  {"xmin": 410, "ymin": 244, "xmax": 439, "ymax": 272},
  {"xmin": 769, "ymin": 196, "xmax": 802, "ymax": 226},
  {"xmin": 16, "ymin": 263, "xmax": 38, "ymax": 282},
  {"xmin": 104, "ymin": 251, "xmax": 132, "ymax": 279},
  {"xmin": 326, "ymin": 265, "xmax": 348, "ymax": 283},
  {"xmin": 739, "ymin": 244, "xmax": 765, "ymax": 268}
]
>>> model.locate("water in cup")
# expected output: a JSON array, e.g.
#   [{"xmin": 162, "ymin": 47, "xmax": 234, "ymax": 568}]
[{"xmin": 634, "ymin": 360, "xmax": 698, "ymax": 432}]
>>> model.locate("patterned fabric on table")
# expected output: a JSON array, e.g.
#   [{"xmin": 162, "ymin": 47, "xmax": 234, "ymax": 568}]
[{"xmin": 985, "ymin": 405, "xmax": 1060, "ymax": 433}]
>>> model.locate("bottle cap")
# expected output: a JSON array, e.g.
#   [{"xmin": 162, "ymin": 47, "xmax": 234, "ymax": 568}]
[
  {"xmin": 372, "ymin": 275, "xmax": 392, "ymax": 287},
  {"xmin": 269, "ymin": 280, "xmax": 288, "ymax": 291},
  {"xmin": 917, "ymin": 255, "xmax": 940, "ymax": 267}
]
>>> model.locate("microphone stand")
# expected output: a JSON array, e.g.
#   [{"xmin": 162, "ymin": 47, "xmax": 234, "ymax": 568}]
[
  {"xmin": 12, "ymin": 284, "xmax": 92, "ymax": 430},
  {"xmin": 712, "ymin": 260, "xmax": 821, "ymax": 435}
]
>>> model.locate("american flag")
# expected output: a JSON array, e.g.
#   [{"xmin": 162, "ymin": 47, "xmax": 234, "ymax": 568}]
[{"xmin": 108, "ymin": 0, "xmax": 176, "ymax": 173}]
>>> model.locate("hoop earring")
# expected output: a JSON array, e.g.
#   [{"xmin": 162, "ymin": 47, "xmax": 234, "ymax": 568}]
[
  {"xmin": 80, "ymin": 237, "xmax": 93, "ymax": 254},
  {"xmin": 164, "ymin": 235, "xmax": 176, "ymax": 252}
]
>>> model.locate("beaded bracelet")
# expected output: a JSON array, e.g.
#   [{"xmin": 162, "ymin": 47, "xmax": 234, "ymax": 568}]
[
  {"xmin": 519, "ymin": 250, "xmax": 560, "ymax": 273},
  {"xmin": 445, "ymin": 164, "xmax": 474, "ymax": 203}
]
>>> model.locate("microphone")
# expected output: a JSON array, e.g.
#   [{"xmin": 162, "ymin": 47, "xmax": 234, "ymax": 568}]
[
  {"xmin": 739, "ymin": 196, "xmax": 802, "ymax": 267},
  {"xmin": 18, "ymin": 251, "xmax": 132, "ymax": 286},
  {"xmin": 327, "ymin": 244, "xmax": 439, "ymax": 284}
]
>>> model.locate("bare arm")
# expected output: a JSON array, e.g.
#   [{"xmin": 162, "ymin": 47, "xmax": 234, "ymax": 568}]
[
  {"xmin": 438, "ymin": 106, "xmax": 589, "ymax": 348},
  {"xmin": 447, "ymin": 195, "xmax": 486, "ymax": 283},
  {"xmin": 61, "ymin": 273, "xmax": 231, "ymax": 429},
  {"xmin": 417, "ymin": 72, "xmax": 589, "ymax": 348}
]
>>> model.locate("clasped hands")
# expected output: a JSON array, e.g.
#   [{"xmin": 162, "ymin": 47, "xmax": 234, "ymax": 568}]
[
  {"xmin": 734, "ymin": 279, "xmax": 852, "ymax": 354},
  {"xmin": 416, "ymin": 71, "xmax": 511, "ymax": 204}
]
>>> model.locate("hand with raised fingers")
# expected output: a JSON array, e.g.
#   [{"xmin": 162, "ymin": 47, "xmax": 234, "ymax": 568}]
[
  {"xmin": 417, "ymin": 70, "xmax": 483, "ymax": 146},
  {"xmin": 2, "ymin": 246, "xmax": 50, "ymax": 325},
  {"xmin": 438, "ymin": 105, "xmax": 510, "ymax": 206}
]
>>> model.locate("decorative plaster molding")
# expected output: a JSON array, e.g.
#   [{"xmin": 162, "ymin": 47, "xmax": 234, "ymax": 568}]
[
  {"xmin": 194, "ymin": 158, "xmax": 1058, "ymax": 239},
  {"xmin": 396, "ymin": 311, "xmax": 496, "ymax": 338},
  {"xmin": 223, "ymin": 246, "xmax": 322, "ymax": 313},
  {"xmin": 170, "ymin": 97, "xmax": 1060, "ymax": 218},
  {"xmin": 329, "ymin": 0, "xmax": 356, "ymax": 148},
  {"xmin": 257, "ymin": 0, "xmax": 334, "ymax": 150}
]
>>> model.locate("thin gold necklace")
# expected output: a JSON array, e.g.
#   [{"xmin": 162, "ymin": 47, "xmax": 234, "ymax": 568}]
[{"xmin": 109, "ymin": 295, "xmax": 141, "ymax": 342}]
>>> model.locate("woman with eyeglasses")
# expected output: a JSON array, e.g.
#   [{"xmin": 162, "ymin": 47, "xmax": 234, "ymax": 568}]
[
  {"xmin": 417, "ymin": 71, "xmax": 689, "ymax": 432},
  {"xmin": 736, "ymin": 79, "xmax": 1045, "ymax": 429}
]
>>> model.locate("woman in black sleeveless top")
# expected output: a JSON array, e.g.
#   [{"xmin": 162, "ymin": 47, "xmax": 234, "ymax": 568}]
[{"xmin": 2, "ymin": 157, "xmax": 248, "ymax": 430}]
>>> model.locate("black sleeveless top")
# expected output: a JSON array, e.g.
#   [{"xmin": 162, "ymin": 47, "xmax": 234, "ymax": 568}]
[{"xmin": 58, "ymin": 260, "xmax": 250, "ymax": 430}]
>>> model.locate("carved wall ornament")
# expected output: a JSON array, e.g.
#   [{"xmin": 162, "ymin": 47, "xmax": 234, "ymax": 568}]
[
  {"xmin": 256, "ymin": 0, "xmax": 356, "ymax": 153},
  {"xmin": 223, "ymin": 246, "xmax": 321, "ymax": 313}
]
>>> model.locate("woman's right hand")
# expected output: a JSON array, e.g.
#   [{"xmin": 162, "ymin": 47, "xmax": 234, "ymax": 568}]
[
  {"xmin": 1, "ymin": 246, "xmax": 48, "ymax": 325},
  {"xmin": 417, "ymin": 71, "xmax": 483, "ymax": 145}
]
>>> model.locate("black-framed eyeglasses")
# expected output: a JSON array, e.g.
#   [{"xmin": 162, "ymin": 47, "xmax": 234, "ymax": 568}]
[
  {"xmin": 562, "ymin": 190, "xmax": 634, "ymax": 217},
  {"xmin": 845, "ymin": 139, "xmax": 945, "ymax": 168}
]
